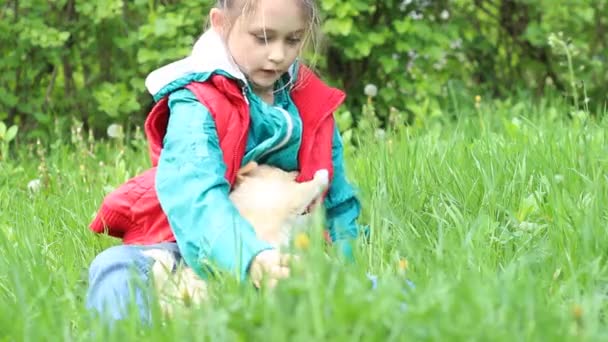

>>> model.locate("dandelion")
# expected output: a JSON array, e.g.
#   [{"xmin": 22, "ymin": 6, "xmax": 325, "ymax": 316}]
[
  {"xmin": 440, "ymin": 10, "xmax": 450, "ymax": 20},
  {"xmin": 107, "ymin": 123, "xmax": 124, "ymax": 139},
  {"xmin": 475, "ymin": 95, "xmax": 481, "ymax": 109},
  {"xmin": 572, "ymin": 304, "xmax": 583, "ymax": 320},
  {"xmin": 364, "ymin": 84, "xmax": 378, "ymax": 97},
  {"xmin": 398, "ymin": 258, "xmax": 409, "ymax": 272},
  {"xmin": 294, "ymin": 232, "xmax": 310, "ymax": 250},
  {"xmin": 27, "ymin": 179, "xmax": 42, "ymax": 193}
]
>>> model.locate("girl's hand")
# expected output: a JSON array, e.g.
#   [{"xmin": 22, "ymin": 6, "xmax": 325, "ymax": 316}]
[{"xmin": 248, "ymin": 249, "xmax": 295, "ymax": 289}]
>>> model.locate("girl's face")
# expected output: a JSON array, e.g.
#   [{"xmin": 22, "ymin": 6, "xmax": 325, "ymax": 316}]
[{"xmin": 221, "ymin": 0, "xmax": 308, "ymax": 94}]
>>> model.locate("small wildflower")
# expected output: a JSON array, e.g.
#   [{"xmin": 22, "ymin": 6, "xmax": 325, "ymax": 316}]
[
  {"xmin": 554, "ymin": 174, "xmax": 564, "ymax": 184},
  {"xmin": 440, "ymin": 9, "xmax": 450, "ymax": 20},
  {"xmin": 398, "ymin": 258, "xmax": 409, "ymax": 272},
  {"xmin": 572, "ymin": 304, "xmax": 583, "ymax": 320},
  {"xmin": 364, "ymin": 84, "xmax": 378, "ymax": 97},
  {"xmin": 106, "ymin": 123, "xmax": 123, "ymax": 139},
  {"xmin": 475, "ymin": 95, "xmax": 481, "ymax": 109},
  {"xmin": 27, "ymin": 179, "xmax": 42, "ymax": 193},
  {"xmin": 294, "ymin": 232, "xmax": 310, "ymax": 250}
]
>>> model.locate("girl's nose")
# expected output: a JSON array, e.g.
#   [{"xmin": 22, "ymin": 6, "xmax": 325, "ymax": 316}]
[{"xmin": 268, "ymin": 43, "xmax": 286, "ymax": 64}]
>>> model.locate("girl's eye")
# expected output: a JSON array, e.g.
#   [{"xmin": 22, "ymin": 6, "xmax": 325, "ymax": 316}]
[
  {"xmin": 287, "ymin": 37, "xmax": 302, "ymax": 45},
  {"xmin": 253, "ymin": 35, "xmax": 270, "ymax": 43}
]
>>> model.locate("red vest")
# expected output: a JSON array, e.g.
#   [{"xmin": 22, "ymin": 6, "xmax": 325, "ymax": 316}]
[{"xmin": 89, "ymin": 65, "xmax": 345, "ymax": 245}]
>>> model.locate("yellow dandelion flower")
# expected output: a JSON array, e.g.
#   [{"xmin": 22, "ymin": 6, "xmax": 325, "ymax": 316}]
[
  {"xmin": 294, "ymin": 233, "xmax": 310, "ymax": 250},
  {"xmin": 572, "ymin": 304, "xmax": 583, "ymax": 320},
  {"xmin": 475, "ymin": 95, "xmax": 481, "ymax": 103},
  {"xmin": 398, "ymin": 258, "xmax": 408, "ymax": 271}
]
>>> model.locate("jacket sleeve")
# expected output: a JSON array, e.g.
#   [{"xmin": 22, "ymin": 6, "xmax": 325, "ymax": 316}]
[
  {"xmin": 155, "ymin": 88, "xmax": 274, "ymax": 281},
  {"xmin": 323, "ymin": 125, "xmax": 366, "ymax": 260}
]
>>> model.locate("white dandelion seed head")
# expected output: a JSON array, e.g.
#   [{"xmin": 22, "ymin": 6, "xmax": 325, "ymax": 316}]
[
  {"xmin": 107, "ymin": 123, "xmax": 123, "ymax": 139},
  {"xmin": 364, "ymin": 84, "xmax": 378, "ymax": 97},
  {"xmin": 28, "ymin": 179, "xmax": 42, "ymax": 193}
]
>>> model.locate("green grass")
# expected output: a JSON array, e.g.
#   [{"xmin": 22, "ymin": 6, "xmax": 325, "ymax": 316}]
[{"xmin": 1, "ymin": 98, "xmax": 607, "ymax": 341}]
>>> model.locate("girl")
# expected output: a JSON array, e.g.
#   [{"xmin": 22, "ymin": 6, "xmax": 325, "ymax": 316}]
[{"xmin": 86, "ymin": 0, "xmax": 364, "ymax": 324}]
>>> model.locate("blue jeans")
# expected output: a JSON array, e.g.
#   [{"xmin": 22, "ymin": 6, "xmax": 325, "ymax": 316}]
[{"xmin": 85, "ymin": 242, "xmax": 181, "ymax": 325}]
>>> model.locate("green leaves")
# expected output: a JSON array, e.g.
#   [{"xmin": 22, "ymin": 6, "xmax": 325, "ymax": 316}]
[
  {"xmin": 76, "ymin": 0, "xmax": 124, "ymax": 24},
  {"xmin": 0, "ymin": 0, "xmax": 606, "ymax": 140},
  {"xmin": 0, "ymin": 121, "xmax": 18, "ymax": 143},
  {"xmin": 93, "ymin": 83, "xmax": 141, "ymax": 118},
  {"xmin": 322, "ymin": 17, "xmax": 353, "ymax": 36},
  {"xmin": 19, "ymin": 22, "xmax": 71, "ymax": 49},
  {"xmin": 0, "ymin": 120, "xmax": 18, "ymax": 161}
]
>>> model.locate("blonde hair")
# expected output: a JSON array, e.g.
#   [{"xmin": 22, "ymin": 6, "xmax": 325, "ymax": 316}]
[{"xmin": 214, "ymin": 0, "xmax": 322, "ymax": 91}]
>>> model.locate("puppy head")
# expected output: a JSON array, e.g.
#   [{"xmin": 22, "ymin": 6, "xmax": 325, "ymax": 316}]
[{"xmin": 230, "ymin": 164, "xmax": 329, "ymax": 248}]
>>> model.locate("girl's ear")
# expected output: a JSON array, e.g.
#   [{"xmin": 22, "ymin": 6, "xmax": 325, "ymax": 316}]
[{"xmin": 209, "ymin": 8, "xmax": 230, "ymax": 36}]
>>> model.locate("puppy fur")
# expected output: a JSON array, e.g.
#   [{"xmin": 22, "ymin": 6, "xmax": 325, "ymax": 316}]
[{"xmin": 143, "ymin": 162, "xmax": 329, "ymax": 317}]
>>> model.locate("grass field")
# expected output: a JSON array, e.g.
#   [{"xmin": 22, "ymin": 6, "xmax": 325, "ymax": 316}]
[{"xmin": 1, "ymin": 97, "xmax": 607, "ymax": 341}]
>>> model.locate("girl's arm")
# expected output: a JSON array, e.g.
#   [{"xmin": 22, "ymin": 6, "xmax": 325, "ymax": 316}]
[{"xmin": 155, "ymin": 88, "xmax": 274, "ymax": 280}]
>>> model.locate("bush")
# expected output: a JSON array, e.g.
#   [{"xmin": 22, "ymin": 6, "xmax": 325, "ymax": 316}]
[{"xmin": 0, "ymin": 0, "xmax": 606, "ymax": 141}]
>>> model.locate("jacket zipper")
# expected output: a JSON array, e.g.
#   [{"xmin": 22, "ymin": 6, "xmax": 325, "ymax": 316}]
[
  {"xmin": 258, "ymin": 106, "xmax": 293, "ymax": 160},
  {"xmin": 230, "ymin": 86, "xmax": 250, "ymax": 186}
]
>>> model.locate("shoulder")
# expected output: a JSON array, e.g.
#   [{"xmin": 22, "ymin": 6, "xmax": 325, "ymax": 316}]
[{"xmin": 167, "ymin": 88, "xmax": 199, "ymax": 107}]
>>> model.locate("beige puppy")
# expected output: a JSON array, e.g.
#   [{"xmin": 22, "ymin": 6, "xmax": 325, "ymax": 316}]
[
  {"xmin": 230, "ymin": 162, "xmax": 329, "ymax": 248},
  {"xmin": 143, "ymin": 162, "xmax": 329, "ymax": 317}
]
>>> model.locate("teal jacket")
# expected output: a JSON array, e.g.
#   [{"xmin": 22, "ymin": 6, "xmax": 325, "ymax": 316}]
[{"xmin": 145, "ymin": 29, "xmax": 363, "ymax": 281}]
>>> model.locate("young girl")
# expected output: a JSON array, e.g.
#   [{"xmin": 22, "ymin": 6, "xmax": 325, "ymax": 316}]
[{"xmin": 86, "ymin": 0, "xmax": 364, "ymax": 323}]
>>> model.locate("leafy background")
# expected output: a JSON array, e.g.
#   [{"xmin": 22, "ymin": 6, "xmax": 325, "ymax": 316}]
[{"xmin": 0, "ymin": 0, "xmax": 606, "ymax": 141}]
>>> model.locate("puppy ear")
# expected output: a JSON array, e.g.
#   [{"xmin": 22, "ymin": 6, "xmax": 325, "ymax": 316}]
[
  {"xmin": 290, "ymin": 171, "xmax": 330, "ymax": 215},
  {"xmin": 236, "ymin": 161, "xmax": 259, "ymax": 184}
]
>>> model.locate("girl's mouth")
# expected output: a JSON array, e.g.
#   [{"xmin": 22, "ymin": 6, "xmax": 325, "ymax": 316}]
[{"xmin": 261, "ymin": 69, "xmax": 279, "ymax": 75}]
